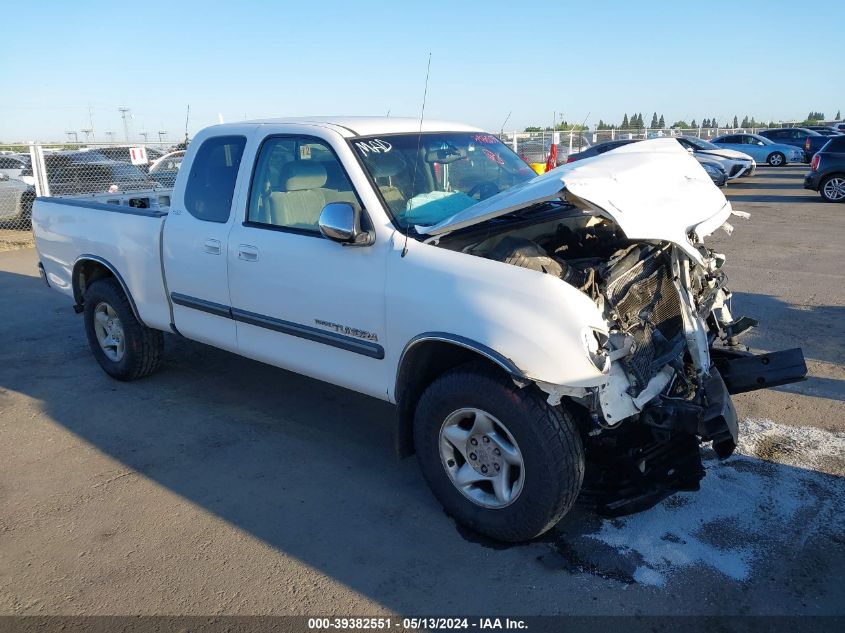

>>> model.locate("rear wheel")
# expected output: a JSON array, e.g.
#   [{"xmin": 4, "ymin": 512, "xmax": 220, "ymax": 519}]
[
  {"xmin": 820, "ymin": 175, "xmax": 845, "ymax": 202},
  {"xmin": 83, "ymin": 278, "xmax": 163, "ymax": 380},
  {"xmin": 767, "ymin": 152, "xmax": 785, "ymax": 166},
  {"xmin": 413, "ymin": 363, "xmax": 584, "ymax": 542}
]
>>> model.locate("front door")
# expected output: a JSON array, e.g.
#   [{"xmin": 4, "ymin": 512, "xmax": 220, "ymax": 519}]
[{"xmin": 227, "ymin": 134, "xmax": 389, "ymax": 398}]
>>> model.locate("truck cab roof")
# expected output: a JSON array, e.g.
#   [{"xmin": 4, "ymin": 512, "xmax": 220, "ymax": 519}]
[{"xmin": 230, "ymin": 116, "xmax": 483, "ymax": 138}]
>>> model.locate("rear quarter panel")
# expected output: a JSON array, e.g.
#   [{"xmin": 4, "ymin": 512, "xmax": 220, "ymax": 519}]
[{"xmin": 32, "ymin": 198, "xmax": 171, "ymax": 331}]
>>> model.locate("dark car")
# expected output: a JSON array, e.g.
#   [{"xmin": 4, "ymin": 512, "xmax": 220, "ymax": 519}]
[
  {"xmin": 565, "ymin": 139, "xmax": 637, "ymax": 162},
  {"xmin": 759, "ymin": 128, "xmax": 827, "ymax": 162},
  {"xmin": 804, "ymin": 125, "xmax": 843, "ymax": 137},
  {"xmin": 804, "ymin": 135, "xmax": 845, "ymax": 202},
  {"xmin": 44, "ymin": 151, "xmax": 160, "ymax": 195},
  {"xmin": 89, "ymin": 146, "xmax": 166, "ymax": 172}
]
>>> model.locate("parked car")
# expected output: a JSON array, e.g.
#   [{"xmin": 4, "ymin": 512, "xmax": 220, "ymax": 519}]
[
  {"xmin": 0, "ymin": 172, "xmax": 35, "ymax": 225},
  {"xmin": 804, "ymin": 125, "xmax": 844, "ymax": 137},
  {"xmin": 829, "ymin": 122, "xmax": 845, "ymax": 133},
  {"xmin": 89, "ymin": 146, "xmax": 167, "ymax": 171},
  {"xmin": 567, "ymin": 139, "xmax": 728, "ymax": 186},
  {"xmin": 32, "ymin": 120, "xmax": 806, "ymax": 542},
  {"xmin": 43, "ymin": 152, "xmax": 160, "ymax": 195},
  {"xmin": 804, "ymin": 135, "xmax": 845, "ymax": 202},
  {"xmin": 758, "ymin": 128, "xmax": 826, "ymax": 162},
  {"xmin": 147, "ymin": 150, "xmax": 185, "ymax": 187},
  {"xmin": 0, "ymin": 154, "xmax": 31, "ymax": 182},
  {"xmin": 674, "ymin": 136, "xmax": 754, "ymax": 179},
  {"xmin": 696, "ymin": 156, "xmax": 728, "ymax": 186},
  {"xmin": 565, "ymin": 139, "xmax": 637, "ymax": 162},
  {"xmin": 711, "ymin": 133, "xmax": 804, "ymax": 166}
]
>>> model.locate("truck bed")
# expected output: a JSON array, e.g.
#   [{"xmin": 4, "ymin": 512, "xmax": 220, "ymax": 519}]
[{"xmin": 32, "ymin": 191, "xmax": 174, "ymax": 332}]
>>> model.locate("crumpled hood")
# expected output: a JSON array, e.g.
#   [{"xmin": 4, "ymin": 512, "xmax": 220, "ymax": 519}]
[{"xmin": 421, "ymin": 138, "xmax": 737, "ymax": 263}]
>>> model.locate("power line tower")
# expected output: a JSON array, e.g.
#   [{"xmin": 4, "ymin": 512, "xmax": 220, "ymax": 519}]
[
  {"xmin": 158, "ymin": 130, "xmax": 167, "ymax": 142},
  {"xmin": 118, "ymin": 107, "xmax": 131, "ymax": 141},
  {"xmin": 81, "ymin": 129, "xmax": 93, "ymax": 142}
]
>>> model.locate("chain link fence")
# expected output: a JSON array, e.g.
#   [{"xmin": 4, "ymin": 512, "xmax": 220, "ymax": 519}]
[
  {"xmin": 0, "ymin": 142, "xmax": 183, "ymax": 249},
  {"xmin": 496, "ymin": 127, "xmax": 774, "ymax": 166}
]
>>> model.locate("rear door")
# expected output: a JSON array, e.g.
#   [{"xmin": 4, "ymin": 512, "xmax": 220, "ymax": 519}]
[{"xmin": 162, "ymin": 132, "xmax": 249, "ymax": 352}]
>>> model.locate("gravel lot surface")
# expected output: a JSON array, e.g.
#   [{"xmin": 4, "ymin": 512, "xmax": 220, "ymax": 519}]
[{"xmin": 0, "ymin": 166, "xmax": 842, "ymax": 616}]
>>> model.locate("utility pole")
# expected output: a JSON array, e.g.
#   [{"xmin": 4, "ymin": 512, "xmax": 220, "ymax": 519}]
[
  {"xmin": 65, "ymin": 131, "xmax": 78, "ymax": 143},
  {"xmin": 80, "ymin": 129, "xmax": 93, "ymax": 142},
  {"xmin": 158, "ymin": 130, "xmax": 167, "ymax": 142},
  {"xmin": 118, "ymin": 107, "xmax": 131, "ymax": 142},
  {"xmin": 139, "ymin": 131, "xmax": 149, "ymax": 143},
  {"xmin": 105, "ymin": 131, "xmax": 114, "ymax": 142}
]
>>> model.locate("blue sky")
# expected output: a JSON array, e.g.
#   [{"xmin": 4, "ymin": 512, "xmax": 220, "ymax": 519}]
[{"xmin": 1, "ymin": 0, "xmax": 843, "ymax": 142}]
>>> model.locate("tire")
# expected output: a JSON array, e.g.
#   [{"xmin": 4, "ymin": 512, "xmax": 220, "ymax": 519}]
[
  {"xmin": 767, "ymin": 152, "xmax": 785, "ymax": 166},
  {"xmin": 83, "ymin": 277, "xmax": 163, "ymax": 381},
  {"xmin": 819, "ymin": 175, "xmax": 845, "ymax": 203},
  {"xmin": 413, "ymin": 362, "xmax": 584, "ymax": 542}
]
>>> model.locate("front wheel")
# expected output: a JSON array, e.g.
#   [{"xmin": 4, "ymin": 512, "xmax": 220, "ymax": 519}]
[
  {"xmin": 83, "ymin": 278, "xmax": 164, "ymax": 380},
  {"xmin": 820, "ymin": 175, "xmax": 845, "ymax": 203},
  {"xmin": 413, "ymin": 363, "xmax": 584, "ymax": 542},
  {"xmin": 767, "ymin": 152, "xmax": 785, "ymax": 166}
]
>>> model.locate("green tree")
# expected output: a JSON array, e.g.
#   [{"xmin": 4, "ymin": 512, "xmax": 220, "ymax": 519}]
[
  {"xmin": 650, "ymin": 112, "xmax": 659, "ymax": 128},
  {"xmin": 690, "ymin": 119, "xmax": 697, "ymax": 128},
  {"xmin": 621, "ymin": 113, "xmax": 629, "ymax": 128},
  {"xmin": 658, "ymin": 114, "xmax": 665, "ymax": 128},
  {"xmin": 523, "ymin": 126, "xmax": 543, "ymax": 132},
  {"xmin": 836, "ymin": 110, "xmax": 841, "ymax": 120},
  {"xmin": 712, "ymin": 117, "xmax": 719, "ymax": 128},
  {"xmin": 702, "ymin": 118, "xmax": 710, "ymax": 128},
  {"xmin": 732, "ymin": 115, "xmax": 739, "ymax": 128},
  {"xmin": 741, "ymin": 115, "xmax": 749, "ymax": 127},
  {"xmin": 671, "ymin": 120, "xmax": 689, "ymax": 129}
]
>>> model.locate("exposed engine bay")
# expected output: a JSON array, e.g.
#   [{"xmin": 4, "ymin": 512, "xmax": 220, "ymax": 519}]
[{"xmin": 436, "ymin": 204, "xmax": 808, "ymax": 515}]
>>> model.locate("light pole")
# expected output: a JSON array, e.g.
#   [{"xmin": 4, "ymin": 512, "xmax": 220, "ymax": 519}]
[
  {"xmin": 158, "ymin": 130, "xmax": 167, "ymax": 143},
  {"xmin": 65, "ymin": 131, "xmax": 78, "ymax": 143},
  {"xmin": 118, "ymin": 107, "xmax": 131, "ymax": 141}
]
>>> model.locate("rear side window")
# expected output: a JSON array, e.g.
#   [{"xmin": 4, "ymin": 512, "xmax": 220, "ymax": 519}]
[
  {"xmin": 825, "ymin": 136, "xmax": 845, "ymax": 152},
  {"xmin": 184, "ymin": 135, "xmax": 246, "ymax": 222},
  {"xmin": 719, "ymin": 135, "xmax": 739, "ymax": 143}
]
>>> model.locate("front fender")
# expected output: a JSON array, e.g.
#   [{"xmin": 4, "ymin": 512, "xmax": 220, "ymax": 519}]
[{"xmin": 385, "ymin": 236, "xmax": 609, "ymax": 400}]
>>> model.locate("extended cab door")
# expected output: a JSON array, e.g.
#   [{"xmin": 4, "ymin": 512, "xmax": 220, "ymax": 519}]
[
  {"xmin": 162, "ymin": 131, "xmax": 250, "ymax": 351},
  {"xmin": 227, "ymin": 131, "xmax": 389, "ymax": 398}
]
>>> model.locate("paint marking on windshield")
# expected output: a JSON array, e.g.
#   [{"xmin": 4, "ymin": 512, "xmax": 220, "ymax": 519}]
[{"xmin": 355, "ymin": 139, "xmax": 393, "ymax": 154}]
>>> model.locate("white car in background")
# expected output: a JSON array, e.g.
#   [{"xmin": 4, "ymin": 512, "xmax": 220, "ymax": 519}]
[
  {"xmin": 675, "ymin": 136, "xmax": 755, "ymax": 179},
  {"xmin": 0, "ymin": 154, "xmax": 32, "ymax": 183}
]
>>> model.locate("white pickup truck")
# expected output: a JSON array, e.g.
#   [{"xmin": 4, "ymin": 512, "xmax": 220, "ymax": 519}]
[{"xmin": 33, "ymin": 117, "xmax": 806, "ymax": 541}]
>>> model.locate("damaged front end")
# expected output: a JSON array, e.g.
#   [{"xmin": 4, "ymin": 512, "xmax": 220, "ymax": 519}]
[{"xmin": 440, "ymin": 208, "xmax": 807, "ymax": 516}]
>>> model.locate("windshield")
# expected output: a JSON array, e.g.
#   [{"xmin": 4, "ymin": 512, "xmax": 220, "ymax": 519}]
[
  {"xmin": 352, "ymin": 132, "xmax": 534, "ymax": 229},
  {"xmin": 685, "ymin": 137, "xmax": 719, "ymax": 150},
  {"xmin": 751, "ymin": 134, "xmax": 774, "ymax": 145}
]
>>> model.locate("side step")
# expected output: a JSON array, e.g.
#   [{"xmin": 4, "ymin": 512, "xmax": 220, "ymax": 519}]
[{"xmin": 711, "ymin": 347, "xmax": 807, "ymax": 395}]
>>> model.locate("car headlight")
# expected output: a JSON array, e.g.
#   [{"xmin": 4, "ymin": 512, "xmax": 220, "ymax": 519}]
[
  {"xmin": 701, "ymin": 163, "xmax": 721, "ymax": 176},
  {"xmin": 582, "ymin": 328, "xmax": 610, "ymax": 373}
]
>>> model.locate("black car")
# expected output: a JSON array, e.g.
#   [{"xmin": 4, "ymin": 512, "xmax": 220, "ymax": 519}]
[
  {"xmin": 44, "ymin": 152, "xmax": 160, "ymax": 195},
  {"xmin": 804, "ymin": 125, "xmax": 843, "ymax": 137},
  {"xmin": 565, "ymin": 139, "xmax": 637, "ymax": 162},
  {"xmin": 804, "ymin": 135, "xmax": 845, "ymax": 202},
  {"xmin": 759, "ymin": 128, "xmax": 827, "ymax": 162}
]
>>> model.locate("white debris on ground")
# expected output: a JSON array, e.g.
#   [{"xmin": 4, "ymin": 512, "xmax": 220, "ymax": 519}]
[{"xmin": 587, "ymin": 418, "xmax": 845, "ymax": 587}]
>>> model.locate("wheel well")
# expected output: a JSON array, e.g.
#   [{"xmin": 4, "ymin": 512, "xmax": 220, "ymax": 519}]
[
  {"xmin": 394, "ymin": 339, "xmax": 520, "ymax": 457},
  {"xmin": 71, "ymin": 258, "xmax": 141, "ymax": 322}
]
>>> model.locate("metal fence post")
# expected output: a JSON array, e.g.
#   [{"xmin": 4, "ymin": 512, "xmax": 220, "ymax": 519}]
[{"xmin": 29, "ymin": 142, "xmax": 50, "ymax": 198}]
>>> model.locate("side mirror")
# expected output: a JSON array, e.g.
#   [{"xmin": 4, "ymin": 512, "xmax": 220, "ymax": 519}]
[{"xmin": 318, "ymin": 202, "xmax": 374, "ymax": 246}]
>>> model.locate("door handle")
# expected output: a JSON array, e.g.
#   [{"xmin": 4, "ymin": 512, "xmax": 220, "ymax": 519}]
[
  {"xmin": 203, "ymin": 239, "xmax": 221, "ymax": 255},
  {"xmin": 238, "ymin": 245, "xmax": 259, "ymax": 262}
]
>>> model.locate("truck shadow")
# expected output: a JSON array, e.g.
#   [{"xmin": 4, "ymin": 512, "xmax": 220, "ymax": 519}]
[{"xmin": 1, "ymin": 266, "xmax": 844, "ymax": 613}]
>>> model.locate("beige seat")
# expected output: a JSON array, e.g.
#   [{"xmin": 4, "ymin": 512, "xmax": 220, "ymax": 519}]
[{"xmin": 267, "ymin": 162, "xmax": 329, "ymax": 230}]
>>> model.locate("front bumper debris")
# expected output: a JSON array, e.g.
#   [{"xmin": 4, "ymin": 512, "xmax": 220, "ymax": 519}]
[{"xmin": 711, "ymin": 347, "xmax": 807, "ymax": 394}]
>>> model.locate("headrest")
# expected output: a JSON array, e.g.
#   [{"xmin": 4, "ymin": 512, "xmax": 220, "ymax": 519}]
[
  {"xmin": 369, "ymin": 152, "xmax": 405, "ymax": 178},
  {"xmin": 281, "ymin": 161, "xmax": 327, "ymax": 191}
]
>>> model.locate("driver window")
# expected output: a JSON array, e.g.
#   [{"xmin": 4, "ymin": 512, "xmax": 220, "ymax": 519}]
[{"xmin": 247, "ymin": 136, "xmax": 359, "ymax": 233}]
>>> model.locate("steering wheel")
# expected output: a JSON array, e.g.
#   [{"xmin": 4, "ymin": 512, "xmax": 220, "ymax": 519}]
[{"xmin": 467, "ymin": 181, "xmax": 500, "ymax": 200}]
